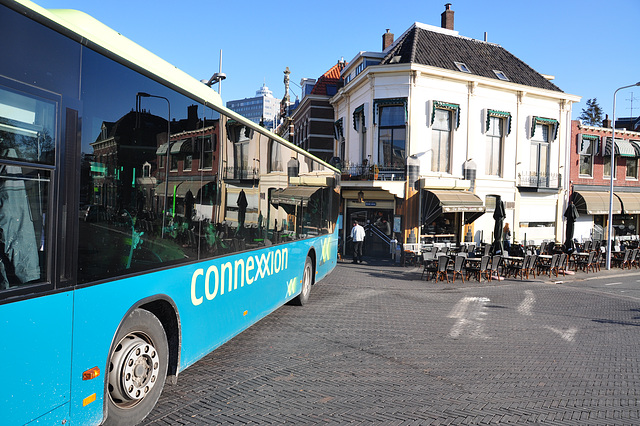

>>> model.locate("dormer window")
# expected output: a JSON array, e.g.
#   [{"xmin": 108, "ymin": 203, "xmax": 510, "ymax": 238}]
[
  {"xmin": 454, "ymin": 62, "xmax": 470, "ymax": 73},
  {"xmin": 493, "ymin": 70, "xmax": 509, "ymax": 81}
]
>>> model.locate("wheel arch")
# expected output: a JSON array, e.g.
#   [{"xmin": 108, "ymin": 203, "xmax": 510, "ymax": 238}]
[
  {"xmin": 102, "ymin": 295, "xmax": 181, "ymax": 421},
  {"xmin": 306, "ymin": 247, "xmax": 317, "ymax": 285}
]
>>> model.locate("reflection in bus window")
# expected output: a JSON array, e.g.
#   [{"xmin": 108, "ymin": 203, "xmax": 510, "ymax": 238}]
[
  {"xmin": 0, "ymin": 165, "xmax": 48, "ymax": 289},
  {"xmin": 0, "ymin": 84, "xmax": 54, "ymax": 290}
]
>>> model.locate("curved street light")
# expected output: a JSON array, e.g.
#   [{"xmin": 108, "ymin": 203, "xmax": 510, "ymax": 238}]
[{"xmin": 606, "ymin": 81, "xmax": 640, "ymax": 269}]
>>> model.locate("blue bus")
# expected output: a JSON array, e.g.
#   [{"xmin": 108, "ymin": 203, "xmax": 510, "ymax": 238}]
[{"xmin": 0, "ymin": 1, "xmax": 340, "ymax": 424}]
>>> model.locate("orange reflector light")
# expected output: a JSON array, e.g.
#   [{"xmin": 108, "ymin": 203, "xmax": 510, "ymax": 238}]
[
  {"xmin": 83, "ymin": 393, "xmax": 96, "ymax": 407},
  {"xmin": 243, "ymin": 310, "xmax": 248, "ymax": 316},
  {"xmin": 82, "ymin": 367, "xmax": 100, "ymax": 381}
]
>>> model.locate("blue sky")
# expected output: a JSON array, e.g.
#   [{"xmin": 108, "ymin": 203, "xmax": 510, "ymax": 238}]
[{"xmin": 37, "ymin": 0, "xmax": 640, "ymax": 121}]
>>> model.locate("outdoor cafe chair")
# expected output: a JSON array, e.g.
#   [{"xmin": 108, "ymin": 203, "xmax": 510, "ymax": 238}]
[
  {"xmin": 536, "ymin": 255, "xmax": 553, "ymax": 276},
  {"xmin": 577, "ymin": 251, "xmax": 597, "ymax": 273},
  {"xmin": 451, "ymin": 255, "xmax": 465, "ymax": 283},
  {"xmin": 512, "ymin": 254, "xmax": 530, "ymax": 280},
  {"xmin": 503, "ymin": 255, "xmax": 525, "ymax": 278},
  {"xmin": 540, "ymin": 241, "xmax": 548, "ymax": 255},
  {"xmin": 466, "ymin": 255, "xmax": 490, "ymax": 282},
  {"xmin": 420, "ymin": 251, "xmax": 437, "ymax": 280},
  {"xmin": 436, "ymin": 255, "xmax": 450, "ymax": 282},
  {"xmin": 617, "ymin": 249, "xmax": 631, "ymax": 269},
  {"xmin": 631, "ymin": 248, "xmax": 640, "ymax": 269},
  {"xmin": 627, "ymin": 248, "xmax": 638, "ymax": 269},
  {"xmin": 548, "ymin": 253, "xmax": 560, "ymax": 277},
  {"xmin": 524, "ymin": 255, "xmax": 538, "ymax": 280},
  {"xmin": 488, "ymin": 255, "xmax": 502, "ymax": 281},
  {"xmin": 556, "ymin": 253, "xmax": 568, "ymax": 276}
]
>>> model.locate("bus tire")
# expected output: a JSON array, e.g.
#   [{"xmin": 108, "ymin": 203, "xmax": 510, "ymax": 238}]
[
  {"xmin": 104, "ymin": 309, "xmax": 168, "ymax": 426},
  {"xmin": 290, "ymin": 256, "xmax": 313, "ymax": 306}
]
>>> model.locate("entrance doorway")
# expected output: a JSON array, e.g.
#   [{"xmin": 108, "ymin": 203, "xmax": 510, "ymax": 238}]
[{"xmin": 346, "ymin": 207, "xmax": 394, "ymax": 258}]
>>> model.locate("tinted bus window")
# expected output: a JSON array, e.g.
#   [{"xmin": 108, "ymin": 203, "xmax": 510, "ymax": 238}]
[{"xmin": 0, "ymin": 82, "xmax": 54, "ymax": 291}]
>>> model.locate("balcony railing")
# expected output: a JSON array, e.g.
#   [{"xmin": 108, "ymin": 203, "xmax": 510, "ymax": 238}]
[
  {"xmin": 340, "ymin": 162, "xmax": 405, "ymax": 181},
  {"xmin": 223, "ymin": 166, "xmax": 259, "ymax": 180},
  {"xmin": 517, "ymin": 171, "xmax": 562, "ymax": 189}
]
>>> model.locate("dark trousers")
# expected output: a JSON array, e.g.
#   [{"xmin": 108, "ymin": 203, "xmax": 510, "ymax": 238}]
[{"xmin": 353, "ymin": 241, "xmax": 364, "ymax": 262}]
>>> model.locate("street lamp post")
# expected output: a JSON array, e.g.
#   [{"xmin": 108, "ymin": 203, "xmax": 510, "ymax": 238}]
[
  {"xmin": 137, "ymin": 92, "xmax": 171, "ymax": 237},
  {"xmin": 606, "ymin": 82, "xmax": 640, "ymax": 269}
]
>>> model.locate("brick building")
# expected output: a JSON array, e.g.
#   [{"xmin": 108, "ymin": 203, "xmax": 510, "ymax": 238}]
[{"xmin": 569, "ymin": 119, "xmax": 640, "ymax": 242}]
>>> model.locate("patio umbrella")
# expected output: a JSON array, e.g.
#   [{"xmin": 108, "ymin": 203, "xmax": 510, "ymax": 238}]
[
  {"xmin": 492, "ymin": 195, "xmax": 506, "ymax": 255},
  {"xmin": 237, "ymin": 189, "xmax": 248, "ymax": 235},
  {"xmin": 563, "ymin": 202, "xmax": 579, "ymax": 253}
]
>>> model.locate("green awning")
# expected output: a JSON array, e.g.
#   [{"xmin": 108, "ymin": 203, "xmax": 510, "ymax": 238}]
[
  {"xmin": 486, "ymin": 109, "xmax": 512, "ymax": 135},
  {"xmin": 353, "ymin": 104, "xmax": 365, "ymax": 131},
  {"xmin": 432, "ymin": 100, "xmax": 461, "ymax": 129},
  {"xmin": 531, "ymin": 116, "xmax": 559, "ymax": 141},
  {"xmin": 373, "ymin": 98, "xmax": 408, "ymax": 125}
]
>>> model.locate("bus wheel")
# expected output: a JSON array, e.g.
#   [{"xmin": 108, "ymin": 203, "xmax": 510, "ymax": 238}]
[
  {"xmin": 291, "ymin": 256, "xmax": 313, "ymax": 306},
  {"xmin": 105, "ymin": 309, "xmax": 168, "ymax": 426}
]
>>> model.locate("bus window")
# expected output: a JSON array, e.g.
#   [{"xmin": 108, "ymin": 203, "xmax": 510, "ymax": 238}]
[
  {"xmin": 0, "ymin": 84, "xmax": 54, "ymax": 290},
  {"xmin": 77, "ymin": 48, "xmax": 199, "ymax": 283}
]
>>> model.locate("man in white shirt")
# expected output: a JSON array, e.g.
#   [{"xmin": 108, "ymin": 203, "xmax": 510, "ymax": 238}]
[{"xmin": 351, "ymin": 220, "xmax": 366, "ymax": 263}]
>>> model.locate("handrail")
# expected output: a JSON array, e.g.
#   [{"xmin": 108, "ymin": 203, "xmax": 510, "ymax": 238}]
[{"xmin": 365, "ymin": 223, "xmax": 392, "ymax": 248}]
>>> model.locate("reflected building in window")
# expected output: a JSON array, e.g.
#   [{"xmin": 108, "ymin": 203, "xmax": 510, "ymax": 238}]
[{"xmin": 226, "ymin": 83, "xmax": 280, "ymax": 131}]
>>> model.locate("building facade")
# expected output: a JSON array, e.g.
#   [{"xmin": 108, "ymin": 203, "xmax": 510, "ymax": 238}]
[
  {"xmin": 226, "ymin": 84, "xmax": 280, "ymax": 130},
  {"xmin": 289, "ymin": 60, "xmax": 346, "ymax": 163},
  {"xmin": 569, "ymin": 119, "xmax": 640, "ymax": 243},
  {"xmin": 331, "ymin": 5, "xmax": 580, "ymax": 256}
]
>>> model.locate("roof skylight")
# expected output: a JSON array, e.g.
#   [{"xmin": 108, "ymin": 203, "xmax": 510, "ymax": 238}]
[
  {"xmin": 454, "ymin": 62, "xmax": 471, "ymax": 73},
  {"xmin": 493, "ymin": 70, "xmax": 509, "ymax": 81}
]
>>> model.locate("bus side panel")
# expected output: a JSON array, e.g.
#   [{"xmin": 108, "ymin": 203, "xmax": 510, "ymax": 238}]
[
  {"xmin": 0, "ymin": 292, "xmax": 73, "ymax": 425},
  {"xmin": 69, "ymin": 237, "xmax": 332, "ymax": 424},
  {"xmin": 312, "ymin": 227, "xmax": 339, "ymax": 283}
]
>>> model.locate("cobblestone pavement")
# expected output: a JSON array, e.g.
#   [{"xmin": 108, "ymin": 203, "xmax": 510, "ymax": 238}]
[{"xmin": 142, "ymin": 259, "xmax": 640, "ymax": 425}]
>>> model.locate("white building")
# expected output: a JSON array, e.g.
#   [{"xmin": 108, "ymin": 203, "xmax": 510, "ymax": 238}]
[
  {"xmin": 226, "ymin": 83, "xmax": 281, "ymax": 130},
  {"xmin": 331, "ymin": 6, "xmax": 580, "ymax": 254}
]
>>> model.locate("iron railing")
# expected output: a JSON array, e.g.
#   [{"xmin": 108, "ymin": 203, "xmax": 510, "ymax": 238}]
[
  {"xmin": 517, "ymin": 171, "xmax": 562, "ymax": 189},
  {"xmin": 340, "ymin": 162, "xmax": 405, "ymax": 181}
]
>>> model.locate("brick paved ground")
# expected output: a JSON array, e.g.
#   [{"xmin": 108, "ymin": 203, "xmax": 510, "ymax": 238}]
[{"xmin": 142, "ymin": 258, "xmax": 640, "ymax": 425}]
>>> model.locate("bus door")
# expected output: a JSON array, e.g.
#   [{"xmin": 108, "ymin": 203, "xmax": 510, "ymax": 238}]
[{"xmin": 0, "ymin": 80, "xmax": 75, "ymax": 425}]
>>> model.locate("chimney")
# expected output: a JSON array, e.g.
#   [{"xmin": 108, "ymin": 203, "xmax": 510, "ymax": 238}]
[
  {"xmin": 603, "ymin": 114, "xmax": 611, "ymax": 128},
  {"xmin": 441, "ymin": 3, "xmax": 454, "ymax": 30},
  {"xmin": 382, "ymin": 29, "xmax": 394, "ymax": 50}
]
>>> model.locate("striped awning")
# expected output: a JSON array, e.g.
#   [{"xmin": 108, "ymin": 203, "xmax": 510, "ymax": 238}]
[
  {"xmin": 156, "ymin": 143, "xmax": 168, "ymax": 155},
  {"xmin": 175, "ymin": 180, "xmax": 210, "ymax": 197},
  {"xmin": 615, "ymin": 192, "xmax": 640, "ymax": 214},
  {"xmin": 421, "ymin": 189, "xmax": 485, "ymax": 226},
  {"xmin": 170, "ymin": 139, "xmax": 192, "ymax": 155},
  {"xmin": 604, "ymin": 138, "xmax": 639, "ymax": 157},
  {"xmin": 573, "ymin": 191, "xmax": 622, "ymax": 215},
  {"xmin": 271, "ymin": 186, "xmax": 321, "ymax": 208}
]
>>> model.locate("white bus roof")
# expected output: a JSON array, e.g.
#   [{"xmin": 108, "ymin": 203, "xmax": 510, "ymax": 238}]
[{"xmin": 8, "ymin": 0, "xmax": 338, "ymax": 171}]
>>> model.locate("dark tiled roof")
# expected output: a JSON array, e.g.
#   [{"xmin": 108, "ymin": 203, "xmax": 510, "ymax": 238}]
[{"xmin": 381, "ymin": 25, "xmax": 562, "ymax": 92}]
